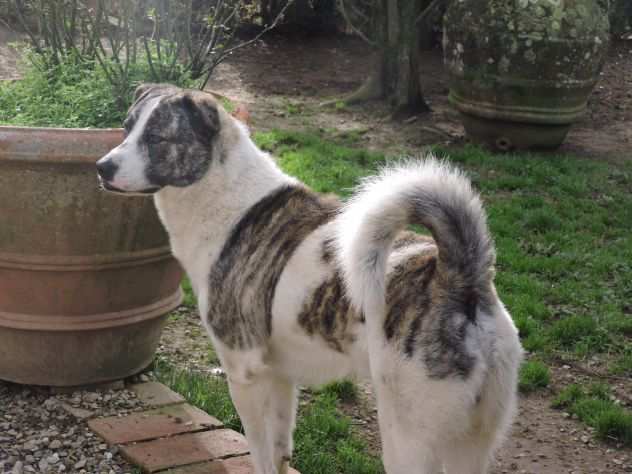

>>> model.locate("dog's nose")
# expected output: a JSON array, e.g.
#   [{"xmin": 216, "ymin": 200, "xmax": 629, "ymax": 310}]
[{"xmin": 96, "ymin": 159, "xmax": 118, "ymax": 181}]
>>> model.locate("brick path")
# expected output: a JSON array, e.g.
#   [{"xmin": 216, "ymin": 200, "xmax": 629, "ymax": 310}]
[{"xmin": 86, "ymin": 382, "xmax": 300, "ymax": 474}]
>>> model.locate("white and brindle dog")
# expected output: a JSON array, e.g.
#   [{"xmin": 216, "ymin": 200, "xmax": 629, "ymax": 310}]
[{"xmin": 97, "ymin": 84, "xmax": 523, "ymax": 474}]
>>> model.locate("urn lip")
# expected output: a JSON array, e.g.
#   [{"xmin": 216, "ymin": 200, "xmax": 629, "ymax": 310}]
[{"xmin": 0, "ymin": 126, "xmax": 124, "ymax": 164}]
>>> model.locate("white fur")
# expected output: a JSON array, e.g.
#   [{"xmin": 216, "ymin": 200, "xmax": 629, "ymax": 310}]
[
  {"xmin": 99, "ymin": 98, "xmax": 161, "ymax": 192},
  {"xmin": 335, "ymin": 158, "xmax": 486, "ymax": 318},
  {"xmin": 107, "ymin": 106, "xmax": 522, "ymax": 474},
  {"xmin": 271, "ymin": 221, "xmax": 371, "ymax": 385},
  {"xmin": 333, "ymin": 160, "xmax": 521, "ymax": 473}
]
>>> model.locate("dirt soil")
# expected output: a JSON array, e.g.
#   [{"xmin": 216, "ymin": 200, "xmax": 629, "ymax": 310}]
[
  {"xmin": 204, "ymin": 33, "xmax": 631, "ymax": 161},
  {"xmin": 0, "ymin": 23, "xmax": 23, "ymax": 81}
]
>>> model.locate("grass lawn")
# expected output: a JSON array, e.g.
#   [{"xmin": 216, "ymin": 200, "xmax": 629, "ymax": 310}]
[
  {"xmin": 164, "ymin": 128, "xmax": 632, "ymax": 469},
  {"xmin": 155, "ymin": 360, "xmax": 384, "ymax": 473},
  {"xmin": 255, "ymin": 130, "xmax": 632, "ymax": 374}
]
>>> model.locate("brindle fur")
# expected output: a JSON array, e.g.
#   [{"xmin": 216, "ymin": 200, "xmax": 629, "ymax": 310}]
[
  {"xmin": 297, "ymin": 272, "xmax": 363, "ymax": 353},
  {"xmin": 126, "ymin": 87, "xmax": 220, "ymax": 188},
  {"xmin": 207, "ymin": 185, "xmax": 339, "ymax": 349},
  {"xmin": 299, "ymin": 232, "xmax": 454, "ymax": 360},
  {"xmin": 381, "ymin": 229, "xmax": 484, "ymax": 378}
]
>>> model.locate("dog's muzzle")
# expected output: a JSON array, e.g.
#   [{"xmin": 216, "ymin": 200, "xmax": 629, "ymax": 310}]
[
  {"xmin": 97, "ymin": 176, "xmax": 160, "ymax": 195},
  {"xmin": 96, "ymin": 159, "xmax": 118, "ymax": 182},
  {"xmin": 96, "ymin": 158, "xmax": 160, "ymax": 195}
]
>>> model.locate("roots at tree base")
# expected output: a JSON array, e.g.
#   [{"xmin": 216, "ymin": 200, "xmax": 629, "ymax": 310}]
[{"xmin": 324, "ymin": 71, "xmax": 431, "ymax": 120}]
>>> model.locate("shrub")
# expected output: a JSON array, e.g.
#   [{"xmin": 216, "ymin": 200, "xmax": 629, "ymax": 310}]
[
  {"xmin": 320, "ymin": 379, "xmax": 359, "ymax": 403},
  {"xmin": 552, "ymin": 383, "xmax": 632, "ymax": 447},
  {"xmin": 547, "ymin": 315, "xmax": 598, "ymax": 349},
  {"xmin": 518, "ymin": 360, "xmax": 550, "ymax": 394},
  {"xmin": 0, "ymin": 52, "xmax": 191, "ymax": 128},
  {"xmin": 552, "ymin": 384, "xmax": 584, "ymax": 409},
  {"xmin": 595, "ymin": 410, "xmax": 632, "ymax": 446},
  {"xmin": 4, "ymin": 0, "xmax": 289, "ymax": 126}
]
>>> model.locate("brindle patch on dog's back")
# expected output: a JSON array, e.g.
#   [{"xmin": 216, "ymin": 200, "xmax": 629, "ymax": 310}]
[
  {"xmin": 297, "ymin": 272, "xmax": 365, "ymax": 353},
  {"xmin": 297, "ymin": 231, "xmax": 431, "ymax": 354},
  {"xmin": 383, "ymin": 235, "xmax": 478, "ymax": 379},
  {"xmin": 208, "ymin": 185, "xmax": 339, "ymax": 349},
  {"xmin": 384, "ymin": 253, "xmax": 437, "ymax": 349}
]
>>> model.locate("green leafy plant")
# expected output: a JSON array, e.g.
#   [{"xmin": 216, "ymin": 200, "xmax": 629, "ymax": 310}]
[
  {"xmin": 0, "ymin": 50, "xmax": 191, "ymax": 127},
  {"xmin": 319, "ymin": 379, "xmax": 359, "ymax": 403},
  {"xmin": 553, "ymin": 384, "xmax": 632, "ymax": 446},
  {"xmin": 7, "ymin": 0, "xmax": 291, "ymax": 120},
  {"xmin": 518, "ymin": 360, "xmax": 550, "ymax": 394},
  {"xmin": 0, "ymin": 0, "xmax": 292, "ymax": 127}
]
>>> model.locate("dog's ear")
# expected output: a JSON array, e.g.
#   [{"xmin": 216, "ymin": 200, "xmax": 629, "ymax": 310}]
[
  {"xmin": 132, "ymin": 83, "xmax": 176, "ymax": 104},
  {"xmin": 181, "ymin": 93, "xmax": 220, "ymax": 146}
]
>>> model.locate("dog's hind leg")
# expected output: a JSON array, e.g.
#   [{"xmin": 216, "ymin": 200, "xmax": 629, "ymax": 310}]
[
  {"xmin": 371, "ymin": 352, "xmax": 478, "ymax": 474},
  {"xmin": 228, "ymin": 375, "xmax": 297, "ymax": 474},
  {"xmin": 381, "ymin": 428, "xmax": 443, "ymax": 474},
  {"xmin": 440, "ymin": 431, "xmax": 497, "ymax": 474},
  {"xmin": 375, "ymin": 390, "xmax": 443, "ymax": 474}
]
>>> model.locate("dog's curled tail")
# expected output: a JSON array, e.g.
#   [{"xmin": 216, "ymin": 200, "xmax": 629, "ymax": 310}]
[{"xmin": 335, "ymin": 156, "xmax": 495, "ymax": 319}]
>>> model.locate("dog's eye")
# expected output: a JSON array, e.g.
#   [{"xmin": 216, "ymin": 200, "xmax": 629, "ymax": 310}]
[
  {"xmin": 123, "ymin": 119, "xmax": 133, "ymax": 135},
  {"xmin": 146, "ymin": 134, "xmax": 165, "ymax": 145}
]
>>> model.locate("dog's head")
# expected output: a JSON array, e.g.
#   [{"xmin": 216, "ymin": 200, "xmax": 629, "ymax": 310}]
[{"xmin": 96, "ymin": 84, "xmax": 221, "ymax": 194}]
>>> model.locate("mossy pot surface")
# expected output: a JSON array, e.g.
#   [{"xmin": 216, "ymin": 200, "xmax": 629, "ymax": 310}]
[
  {"xmin": 444, "ymin": 0, "xmax": 610, "ymax": 150},
  {"xmin": 0, "ymin": 126, "xmax": 183, "ymax": 386}
]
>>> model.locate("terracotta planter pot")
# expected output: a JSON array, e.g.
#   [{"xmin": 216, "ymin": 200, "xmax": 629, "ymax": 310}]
[
  {"xmin": 0, "ymin": 126, "xmax": 183, "ymax": 386},
  {"xmin": 444, "ymin": 0, "xmax": 610, "ymax": 150}
]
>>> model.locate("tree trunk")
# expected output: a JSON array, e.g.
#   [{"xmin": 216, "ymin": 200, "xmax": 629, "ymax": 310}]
[
  {"xmin": 343, "ymin": 0, "xmax": 431, "ymax": 118},
  {"xmin": 385, "ymin": 0, "xmax": 430, "ymax": 118},
  {"xmin": 261, "ymin": 0, "xmax": 337, "ymax": 32}
]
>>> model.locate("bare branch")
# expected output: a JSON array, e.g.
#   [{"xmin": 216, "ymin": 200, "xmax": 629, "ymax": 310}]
[
  {"xmin": 415, "ymin": 0, "xmax": 445, "ymax": 24},
  {"xmin": 142, "ymin": 33, "xmax": 159, "ymax": 81},
  {"xmin": 199, "ymin": 0, "xmax": 294, "ymax": 89},
  {"xmin": 213, "ymin": 0, "xmax": 293, "ymax": 56},
  {"xmin": 14, "ymin": 0, "xmax": 45, "ymax": 55},
  {"xmin": 338, "ymin": 0, "xmax": 377, "ymax": 46}
]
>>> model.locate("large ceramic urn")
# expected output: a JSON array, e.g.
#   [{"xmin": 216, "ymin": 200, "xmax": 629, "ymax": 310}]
[
  {"xmin": 0, "ymin": 126, "xmax": 182, "ymax": 386},
  {"xmin": 444, "ymin": 0, "xmax": 610, "ymax": 150}
]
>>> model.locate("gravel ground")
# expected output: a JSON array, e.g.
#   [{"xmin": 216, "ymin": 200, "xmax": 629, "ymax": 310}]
[
  {"xmin": 155, "ymin": 308, "xmax": 219, "ymax": 374},
  {"xmin": 0, "ymin": 382, "xmax": 146, "ymax": 474}
]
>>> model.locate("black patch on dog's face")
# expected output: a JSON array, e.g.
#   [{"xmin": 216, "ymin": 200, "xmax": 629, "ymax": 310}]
[{"xmin": 126, "ymin": 85, "xmax": 220, "ymax": 189}]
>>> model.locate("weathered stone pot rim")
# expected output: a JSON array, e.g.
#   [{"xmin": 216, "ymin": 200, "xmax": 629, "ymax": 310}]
[
  {"xmin": 449, "ymin": 92, "xmax": 587, "ymax": 124},
  {"xmin": 0, "ymin": 246, "xmax": 173, "ymax": 272},
  {"xmin": 448, "ymin": 74, "xmax": 598, "ymax": 89},
  {"xmin": 0, "ymin": 125, "xmax": 123, "ymax": 164},
  {"xmin": 0, "ymin": 124, "xmax": 122, "ymax": 131},
  {"xmin": 0, "ymin": 288, "xmax": 182, "ymax": 331}
]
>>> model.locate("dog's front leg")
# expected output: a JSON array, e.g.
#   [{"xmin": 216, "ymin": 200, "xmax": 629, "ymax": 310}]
[
  {"xmin": 228, "ymin": 375, "xmax": 297, "ymax": 474},
  {"xmin": 265, "ymin": 376, "xmax": 297, "ymax": 474}
]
